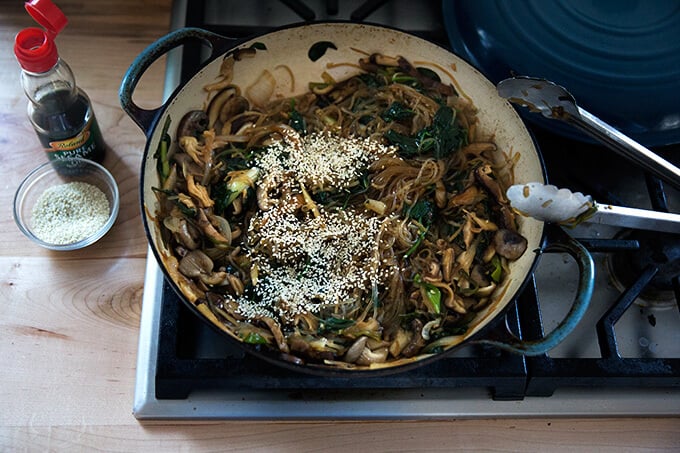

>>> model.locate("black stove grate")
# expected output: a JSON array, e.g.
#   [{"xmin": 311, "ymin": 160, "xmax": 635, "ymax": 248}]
[
  {"xmin": 155, "ymin": 278, "xmax": 529, "ymax": 400},
  {"xmin": 519, "ymin": 129, "xmax": 680, "ymax": 397}
]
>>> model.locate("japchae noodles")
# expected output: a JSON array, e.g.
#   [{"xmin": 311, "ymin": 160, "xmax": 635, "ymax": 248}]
[{"xmin": 154, "ymin": 51, "xmax": 528, "ymax": 368}]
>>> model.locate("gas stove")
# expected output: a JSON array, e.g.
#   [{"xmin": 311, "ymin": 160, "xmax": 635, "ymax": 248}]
[{"xmin": 133, "ymin": 0, "xmax": 680, "ymax": 419}]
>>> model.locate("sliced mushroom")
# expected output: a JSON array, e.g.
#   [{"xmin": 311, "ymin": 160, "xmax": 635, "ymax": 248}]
[
  {"xmin": 225, "ymin": 274, "xmax": 244, "ymax": 296},
  {"xmin": 208, "ymin": 213, "xmax": 233, "ymax": 246},
  {"xmin": 499, "ymin": 205, "xmax": 519, "ymax": 232},
  {"xmin": 447, "ymin": 185, "xmax": 482, "ymax": 209},
  {"xmin": 493, "ymin": 228, "xmax": 528, "ymax": 260},
  {"xmin": 178, "ymin": 249, "xmax": 214, "ymax": 278},
  {"xmin": 344, "ymin": 336, "xmax": 369, "ymax": 363},
  {"xmin": 470, "ymin": 264, "xmax": 490, "ymax": 288},
  {"xmin": 186, "ymin": 174, "xmax": 214, "ymax": 208},
  {"xmin": 421, "ymin": 319, "xmax": 442, "ymax": 341},
  {"xmin": 176, "ymin": 250, "xmax": 227, "ymax": 286},
  {"xmin": 442, "ymin": 248, "xmax": 455, "ymax": 282},
  {"xmin": 199, "ymin": 271, "xmax": 228, "ymax": 286},
  {"xmin": 172, "ymin": 152, "xmax": 203, "ymax": 178},
  {"xmin": 261, "ymin": 316, "xmax": 290, "ymax": 353},
  {"xmin": 388, "ymin": 328, "xmax": 412, "ymax": 357},
  {"xmin": 203, "ymin": 56, "xmax": 235, "ymax": 92},
  {"xmin": 474, "ymin": 165, "xmax": 506, "ymax": 203},
  {"xmin": 177, "ymin": 110, "xmax": 209, "ymax": 139},
  {"xmin": 396, "ymin": 56, "xmax": 455, "ymax": 96},
  {"xmin": 177, "ymin": 219, "xmax": 199, "ymax": 250},
  {"xmin": 197, "ymin": 209, "xmax": 231, "ymax": 248},
  {"xmin": 207, "ymin": 87, "xmax": 236, "ymax": 128},
  {"xmin": 400, "ymin": 319, "xmax": 426, "ymax": 358},
  {"xmin": 288, "ymin": 334, "xmax": 336, "ymax": 362},
  {"xmin": 434, "ymin": 180, "xmax": 447, "ymax": 209},
  {"xmin": 288, "ymin": 333, "xmax": 310, "ymax": 355},
  {"xmin": 163, "ymin": 216, "xmax": 199, "ymax": 250},
  {"xmin": 356, "ymin": 347, "xmax": 389, "ymax": 366},
  {"xmin": 256, "ymin": 186, "xmax": 275, "ymax": 211},
  {"xmin": 219, "ymin": 95, "xmax": 250, "ymax": 124}
]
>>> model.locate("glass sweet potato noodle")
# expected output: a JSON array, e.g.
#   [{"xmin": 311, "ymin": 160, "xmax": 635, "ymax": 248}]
[{"xmin": 153, "ymin": 50, "xmax": 528, "ymax": 369}]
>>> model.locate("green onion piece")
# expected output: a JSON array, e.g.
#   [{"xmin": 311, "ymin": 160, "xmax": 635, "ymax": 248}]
[
  {"xmin": 404, "ymin": 227, "xmax": 428, "ymax": 258},
  {"xmin": 318, "ymin": 317, "xmax": 356, "ymax": 334},
  {"xmin": 156, "ymin": 116, "xmax": 172, "ymax": 182},
  {"xmin": 414, "ymin": 274, "xmax": 441, "ymax": 314},
  {"xmin": 490, "ymin": 255, "xmax": 503, "ymax": 283},
  {"xmin": 243, "ymin": 332, "xmax": 268, "ymax": 344},
  {"xmin": 222, "ymin": 167, "xmax": 260, "ymax": 207},
  {"xmin": 426, "ymin": 286, "xmax": 441, "ymax": 314}
]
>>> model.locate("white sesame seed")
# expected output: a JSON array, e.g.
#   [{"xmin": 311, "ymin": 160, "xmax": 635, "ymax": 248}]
[
  {"xmin": 31, "ymin": 181, "xmax": 110, "ymax": 245},
  {"xmin": 235, "ymin": 133, "xmax": 400, "ymax": 323}
]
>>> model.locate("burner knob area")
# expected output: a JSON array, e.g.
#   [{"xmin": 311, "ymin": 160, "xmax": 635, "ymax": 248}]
[
  {"xmin": 635, "ymin": 232, "xmax": 680, "ymax": 290},
  {"xmin": 608, "ymin": 231, "xmax": 680, "ymax": 307}
]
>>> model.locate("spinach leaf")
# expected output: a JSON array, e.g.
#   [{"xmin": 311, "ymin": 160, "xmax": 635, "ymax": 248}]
[
  {"xmin": 357, "ymin": 73, "xmax": 384, "ymax": 88},
  {"xmin": 430, "ymin": 105, "xmax": 467, "ymax": 158},
  {"xmin": 403, "ymin": 200, "xmax": 434, "ymax": 258},
  {"xmin": 384, "ymin": 105, "xmax": 467, "ymax": 159},
  {"xmin": 289, "ymin": 100, "xmax": 307, "ymax": 134},
  {"xmin": 312, "ymin": 170, "xmax": 370, "ymax": 207},
  {"xmin": 212, "ymin": 180, "xmax": 231, "ymax": 216},
  {"xmin": 151, "ymin": 187, "xmax": 197, "ymax": 217},
  {"xmin": 318, "ymin": 317, "xmax": 356, "ymax": 333},
  {"xmin": 381, "ymin": 101, "xmax": 415, "ymax": 122},
  {"xmin": 383, "ymin": 129, "xmax": 420, "ymax": 157},
  {"xmin": 405, "ymin": 199, "xmax": 434, "ymax": 226}
]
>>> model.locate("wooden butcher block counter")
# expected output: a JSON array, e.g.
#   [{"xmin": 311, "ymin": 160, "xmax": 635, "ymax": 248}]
[{"xmin": 0, "ymin": 0, "xmax": 678, "ymax": 450}]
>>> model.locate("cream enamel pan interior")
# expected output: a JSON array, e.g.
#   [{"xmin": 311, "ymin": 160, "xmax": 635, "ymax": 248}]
[{"xmin": 122, "ymin": 23, "xmax": 592, "ymax": 375}]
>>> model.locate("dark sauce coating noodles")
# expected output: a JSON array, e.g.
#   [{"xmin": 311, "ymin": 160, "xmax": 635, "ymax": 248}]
[{"xmin": 154, "ymin": 53, "xmax": 528, "ymax": 369}]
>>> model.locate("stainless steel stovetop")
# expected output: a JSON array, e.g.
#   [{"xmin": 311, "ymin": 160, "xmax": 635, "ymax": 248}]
[{"xmin": 133, "ymin": 0, "xmax": 680, "ymax": 420}]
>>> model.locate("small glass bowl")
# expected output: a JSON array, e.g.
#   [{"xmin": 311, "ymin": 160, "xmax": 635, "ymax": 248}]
[{"xmin": 13, "ymin": 158, "xmax": 120, "ymax": 251}]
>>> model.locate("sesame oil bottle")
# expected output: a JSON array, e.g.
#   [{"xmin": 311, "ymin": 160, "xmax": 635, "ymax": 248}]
[{"xmin": 14, "ymin": 0, "xmax": 106, "ymax": 163}]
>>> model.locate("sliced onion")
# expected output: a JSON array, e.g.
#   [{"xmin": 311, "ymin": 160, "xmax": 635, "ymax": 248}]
[{"xmin": 246, "ymin": 69, "xmax": 276, "ymax": 107}]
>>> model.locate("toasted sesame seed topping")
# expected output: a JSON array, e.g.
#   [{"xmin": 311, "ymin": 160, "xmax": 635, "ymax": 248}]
[
  {"xmin": 235, "ymin": 132, "xmax": 399, "ymax": 323},
  {"xmin": 253, "ymin": 130, "xmax": 395, "ymax": 194}
]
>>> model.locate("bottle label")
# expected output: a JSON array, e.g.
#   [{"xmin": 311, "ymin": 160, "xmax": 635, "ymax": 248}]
[{"xmin": 43, "ymin": 116, "xmax": 106, "ymax": 162}]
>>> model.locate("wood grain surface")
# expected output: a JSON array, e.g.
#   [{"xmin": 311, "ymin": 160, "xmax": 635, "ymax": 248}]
[{"xmin": 1, "ymin": 1, "xmax": 678, "ymax": 451}]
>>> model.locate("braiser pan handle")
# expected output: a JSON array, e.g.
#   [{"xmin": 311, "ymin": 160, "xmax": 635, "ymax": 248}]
[
  {"xmin": 119, "ymin": 27, "xmax": 237, "ymax": 134},
  {"xmin": 477, "ymin": 226, "xmax": 595, "ymax": 356}
]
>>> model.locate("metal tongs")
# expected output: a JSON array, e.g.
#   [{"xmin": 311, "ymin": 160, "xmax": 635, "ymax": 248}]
[
  {"xmin": 506, "ymin": 182, "xmax": 680, "ymax": 234},
  {"xmin": 497, "ymin": 76, "xmax": 680, "ymax": 192}
]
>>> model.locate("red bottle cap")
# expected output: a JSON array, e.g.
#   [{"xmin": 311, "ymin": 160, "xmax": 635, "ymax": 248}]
[{"xmin": 14, "ymin": 0, "xmax": 69, "ymax": 73}]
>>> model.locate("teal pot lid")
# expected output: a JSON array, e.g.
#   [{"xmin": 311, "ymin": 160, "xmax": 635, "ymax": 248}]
[{"xmin": 443, "ymin": 0, "xmax": 680, "ymax": 147}]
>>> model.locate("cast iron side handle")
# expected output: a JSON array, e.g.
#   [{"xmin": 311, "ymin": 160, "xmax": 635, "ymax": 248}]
[
  {"xmin": 477, "ymin": 226, "xmax": 595, "ymax": 355},
  {"xmin": 119, "ymin": 27, "xmax": 236, "ymax": 134}
]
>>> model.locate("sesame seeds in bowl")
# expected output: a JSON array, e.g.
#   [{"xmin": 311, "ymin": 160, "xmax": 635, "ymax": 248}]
[{"xmin": 13, "ymin": 158, "xmax": 120, "ymax": 251}]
